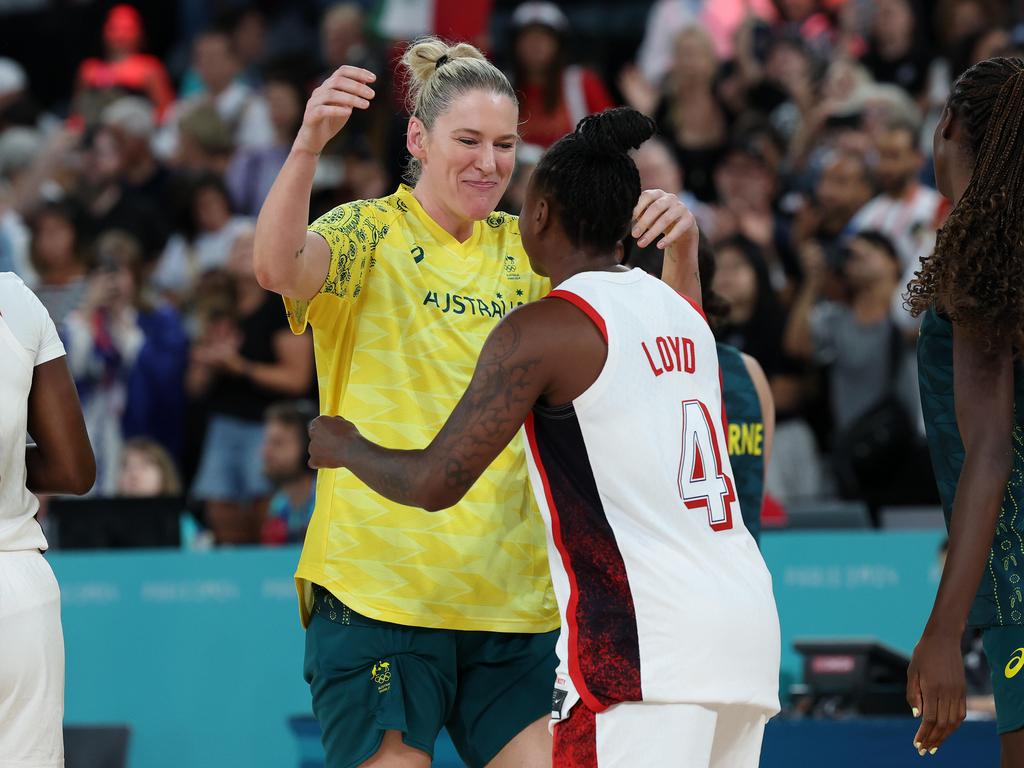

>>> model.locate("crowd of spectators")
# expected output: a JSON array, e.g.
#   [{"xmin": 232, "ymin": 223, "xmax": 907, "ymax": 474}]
[{"xmin": 4, "ymin": 0, "xmax": 1022, "ymax": 544}]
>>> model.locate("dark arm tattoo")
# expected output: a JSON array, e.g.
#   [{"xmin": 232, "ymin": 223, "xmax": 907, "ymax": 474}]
[{"xmin": 341, "ymin": 311, "xmax": 550, "ymax": 510}]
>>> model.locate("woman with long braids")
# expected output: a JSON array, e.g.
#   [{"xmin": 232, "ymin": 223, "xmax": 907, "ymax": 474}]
[{"xmin": 907, "ymin": 56, "xmax": 1024, "ymax": 761}]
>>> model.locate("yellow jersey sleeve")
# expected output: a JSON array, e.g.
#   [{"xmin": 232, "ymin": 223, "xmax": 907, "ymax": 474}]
[{"xmin": 283, "ymin": 198, "xmax": 394, "ymax": 335}]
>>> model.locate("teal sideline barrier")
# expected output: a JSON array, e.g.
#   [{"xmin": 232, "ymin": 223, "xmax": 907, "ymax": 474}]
[{"xmin": 51, "ymin": 530, "xmax": 948, "ymax": 767}]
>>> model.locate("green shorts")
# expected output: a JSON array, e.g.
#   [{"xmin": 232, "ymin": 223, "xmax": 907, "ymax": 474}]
[
  {"xmin": 303, "ymin": 585, "xmax": 558, "ymax": 768},
  {"xmin": 983, "ymin": 625, "xmax": 1024, "ymax": 734}
]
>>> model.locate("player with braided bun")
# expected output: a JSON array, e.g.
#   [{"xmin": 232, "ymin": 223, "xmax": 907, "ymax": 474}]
[
  {"xmin": 907, "ymin": 57, "xmax": 1024, "ymax": 761},
  {"xmin": 254, "ymin": 36, "xmax": 699, "ymax": 768},
  {"xmin": 308, "ymin": 106, "xmax": 780, "ymax": 768}
]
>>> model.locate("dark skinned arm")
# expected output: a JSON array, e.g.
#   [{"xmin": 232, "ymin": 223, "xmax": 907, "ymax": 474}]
[
  {"xmin": 908, "ymin": 322, "xmax": 1014, "ymax": 755},
  {"xmin": 307, "ymin": 300, "xmax": 606, "ymax": 511},
  {"xmin": 26, "ymin": 356, "xmax": 96, "ymax": 495}
]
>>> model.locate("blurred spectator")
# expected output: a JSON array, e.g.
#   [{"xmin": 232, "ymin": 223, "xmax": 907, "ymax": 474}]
[
  {"xmin": 155, "ymin": 29, "xmax": 273, "ymax": 162},
  {"xmin": 785, "ymin": 230, "xmax": 927, "ymax": 505},
  {"xmin": 712, "ymin": 235, "xmax": 789, "ymax": 380},
  {"xmin": 27, "ymin": 199, "xmax": 88, "ymax": 329},
  {"xmin": 321, "ymin": 3, "xmax": 387, "ymax": 77},
  {"xmin": 630, "ymin": 137, "xmax": 712, "ymax": 232},
  {"xmin": 762, "ymin": 34, "xmax": 821, "ymax": 142},
  {"xmin": 785, "ymin": 231, "xmax": 908, "ymax": 431},
  {"xmin": 633, "ymin": 0, "xmax": 777, "ymax": 82},
  {"xmin": 711, "ymin": 129, "xmax": 795, "ymax": 294},
  {"xmin": 186, "ymin": 227, "xmax": 313, "ymax": 545},
  {"xmin": 172, "ymin": 103, "xmax": 236, "ymax": 176},
  {"xmin": 226, "ymin": 73, "xmax": 305, "ymax": 217},
  {"xmin": 510, "ymin": 2, "xmax": 614, "ymax": 149},
  {"xmin": 64, "ymin": 230, "xmax": 188, "ymax": 494},
  {"xmin": 644, "ymin": 25, "xmax": 728, "ymax": 202},
  {"xmin": 75, "ymin": 125, "xmax": 168, "ymax": 261},
  {"xmin": 0, "ymin": 57, "xmax": 43, "ymax": 132},
  {"xmin": 228, "ymin": 7, "xmax": 269, "ymax": 88},
  {"xmin": 936, "ymin": 0, "xmax": 1006, "ymax": 54},
  {"xmin": 792, "ymin": 148, "xmax": 874, "ymax": 266},
  {"xmin": 861, "ymin": 0, "xmax": 933, "ymax": 99},
  {"xmin": 118, "ymin": 437, "xmax": 183, "ymax": 497},
  {"xmin": 100, "ymin": 97, "xmax": 175, "ymax": 219},
  {"xmin": 152, "ymin": 174, "xmax": 251, "ymax": 304},
  {"xmin": 260, "ymin": 401, "xmax": 317, "ymax": 546},
  {"xmin": 849, "ymin": 119, "xmax": 945, "ymax": 268},
  {"xmin": 319, "ymin": 3, "xmax": 391, "ymax": 160},
  {"xmin": 375, "ymin": 0, "xmax": 493, "ymax": 53},
  {"xmin": 0, "ymin": 178, "xmax": 32, "ymax": 283},
  {"xmin": 73, "ymin": 5, "xmax": 175, "ymax": 125},
  {"xmin": 309, "ymin": 136, "xmax": 391, "ymax": 219}
]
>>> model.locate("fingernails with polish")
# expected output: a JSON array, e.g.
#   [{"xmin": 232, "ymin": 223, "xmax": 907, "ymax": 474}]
[
  {"xmin": 914, "ymin": 742, "xmax": 922, "ymax": 749},
  {"xmin": 918, "ymin": 749, "xmax": 927, "ymax": 756},
  {"xmin": 912, "ymin": 707, "xmax": 920, "ymax": 717},
  {"xmin": 930, "ymin": 748, "xmax": 938, "ymax": 755}
]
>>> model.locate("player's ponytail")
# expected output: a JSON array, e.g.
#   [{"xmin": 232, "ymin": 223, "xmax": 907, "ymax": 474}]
[
  {"xmin": 532, "ymin": 107, "xmax": 655, "ymax": 253},
  {"xmin": 907, "ymin": 57, "xmax": 1024, "ymax": 350},
  {"xmin": 574, "ymin": 107, "xmax": 656, "ymax": 157},
  {"xmin": 400, "ymin": 37, "xmax": 517, "ymax": 182}
]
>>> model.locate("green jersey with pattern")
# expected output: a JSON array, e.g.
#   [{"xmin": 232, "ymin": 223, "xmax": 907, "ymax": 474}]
[
  {"xmin": 919, "ymin": 308, "xmax": 1024, "ymax": 628},
  {"xmin": 718, "ymin": 343, "xmax": 765, "ymax": 544}
]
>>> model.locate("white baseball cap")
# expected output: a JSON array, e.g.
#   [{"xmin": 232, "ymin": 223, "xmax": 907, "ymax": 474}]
[{"xmin": 512, "ymin": 2, "xmax": 569, "ymax": 33}]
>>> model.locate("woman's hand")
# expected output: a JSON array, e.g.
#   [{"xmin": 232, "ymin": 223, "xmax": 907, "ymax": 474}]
[{"xmin": 294, "ymin": 66, "xmax": 377, "ymax": 156}]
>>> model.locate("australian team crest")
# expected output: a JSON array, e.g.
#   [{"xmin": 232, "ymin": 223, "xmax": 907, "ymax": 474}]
[
  {"xmin": 504, "ymin": 253, "xmax": 519, "ymax": 278},
  {"xmin": 371, "ymin": 660, "xmax": 392, "ymax": 694}
]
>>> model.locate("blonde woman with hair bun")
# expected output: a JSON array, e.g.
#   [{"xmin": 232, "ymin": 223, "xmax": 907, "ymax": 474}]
[{"xmin": 254, "ymin": 35, "xmax": 699, "ymax": 768}]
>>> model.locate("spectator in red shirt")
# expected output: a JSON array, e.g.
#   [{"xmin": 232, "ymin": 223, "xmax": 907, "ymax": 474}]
[
  {"xmin": 510, "ymin": 2, "xmax": 614, "ymax": 148},
  {"xmin": 74, "ymin": 5, "xmax": 175, "ymax": 124}
]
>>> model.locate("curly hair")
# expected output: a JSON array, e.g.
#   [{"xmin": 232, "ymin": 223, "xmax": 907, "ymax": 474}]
[{"xmin": 905, "ymin": 57, "xmax": 1024, "ymax": 349}]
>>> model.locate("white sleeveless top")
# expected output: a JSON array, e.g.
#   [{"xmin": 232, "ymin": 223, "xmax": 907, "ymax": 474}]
[
  {"xmin": 522, "ymin": 269, "xmax": 780, "ymax": 715},
  {"xmin": 0, "ymin": 273, "xmax": 66, "ymax": 552}
]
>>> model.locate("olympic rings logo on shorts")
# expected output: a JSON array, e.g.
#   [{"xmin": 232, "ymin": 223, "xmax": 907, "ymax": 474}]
[
  {"xmin": 371, "ymin": 661, "xmax": 392, "ymax": 685},
  {"xmin": 1005, "ymin": 647, "xmax": 1024, "ymax": 679}
]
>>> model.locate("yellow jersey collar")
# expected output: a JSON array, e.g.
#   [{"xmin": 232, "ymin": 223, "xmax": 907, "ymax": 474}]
[{"xmin": 396, "ymin": 184, "xmax": 484, "ymax": 255}]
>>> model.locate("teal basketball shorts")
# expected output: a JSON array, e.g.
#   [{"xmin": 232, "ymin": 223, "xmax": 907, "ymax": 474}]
[
  {"xmin": 983, "ymin": 625, "xmax": 1024, "ymax": 734},
  {"xmin": 303, "ymin": 585, "xmax": 559, "ymax": 768}
]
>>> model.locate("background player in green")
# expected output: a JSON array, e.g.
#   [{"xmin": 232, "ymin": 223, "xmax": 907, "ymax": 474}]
[{"xmin": 906, "ymin": 56, "xmax": 1024, "ymax": 762}]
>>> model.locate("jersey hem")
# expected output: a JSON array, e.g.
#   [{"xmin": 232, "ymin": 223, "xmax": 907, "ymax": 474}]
[{"xmin": 295, "ymin": 569, "xmax": 560, "ymax": 634}]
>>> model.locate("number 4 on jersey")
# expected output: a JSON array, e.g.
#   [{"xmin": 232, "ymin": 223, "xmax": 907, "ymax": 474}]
[{"xmin": 678, "ymin": 400, "xmax": 736, "ymax": 531}]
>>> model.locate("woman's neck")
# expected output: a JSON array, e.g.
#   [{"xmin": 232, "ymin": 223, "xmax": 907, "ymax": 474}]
[{"xmin": 412, "ymin": 184, "xmax": 475, "ymax": 242}]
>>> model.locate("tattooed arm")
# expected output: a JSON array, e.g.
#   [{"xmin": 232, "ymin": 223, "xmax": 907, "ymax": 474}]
[{"xmin": 307, "ymin": 304, "xmax": 559, "ymax": 511}]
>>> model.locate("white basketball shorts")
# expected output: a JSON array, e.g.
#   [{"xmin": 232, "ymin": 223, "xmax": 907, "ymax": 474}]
[
  {"xmin": 553, "ymin": 699, "xmax": 769, "ymax": 768},
  {"xmin": 0, "ymin": 550, "xmax": 65, "ymax": 768}
]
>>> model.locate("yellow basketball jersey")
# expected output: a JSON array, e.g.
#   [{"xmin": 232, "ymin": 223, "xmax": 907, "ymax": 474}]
[{"xmin": 285, "ymin": 185, "xmax": 559, "ymax": 632}]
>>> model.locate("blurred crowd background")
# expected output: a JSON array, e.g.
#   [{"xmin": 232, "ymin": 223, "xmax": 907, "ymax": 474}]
[{"xmin": 3, "ymin": 0, "xmax": 1022, "ymax": 546}]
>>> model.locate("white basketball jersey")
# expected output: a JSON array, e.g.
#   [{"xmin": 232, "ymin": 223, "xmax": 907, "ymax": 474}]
[{"xmin": 522, "ymin": 269, "xmax": 780, "ymax": 716}]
